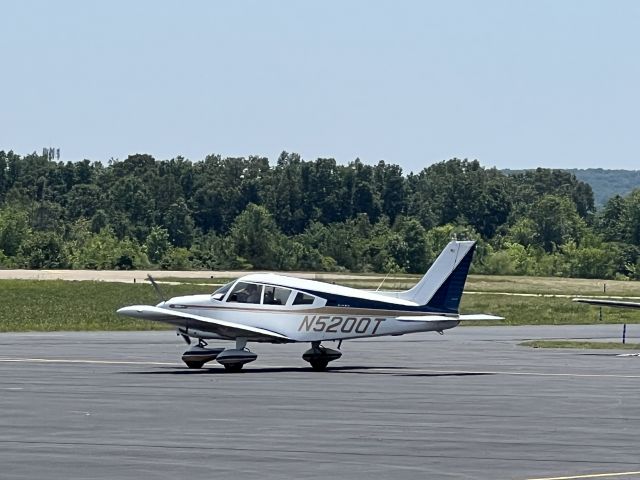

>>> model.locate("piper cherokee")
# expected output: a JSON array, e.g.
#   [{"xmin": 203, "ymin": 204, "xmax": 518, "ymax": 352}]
[{"xmin": 117, "ymin": 239, "xmax": 502, "ymax": 372}]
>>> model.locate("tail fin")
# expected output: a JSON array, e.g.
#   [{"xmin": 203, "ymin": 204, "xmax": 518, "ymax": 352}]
[{"xmin": 397, "ymin": 240, "xmax": 476, "ymax": 312}]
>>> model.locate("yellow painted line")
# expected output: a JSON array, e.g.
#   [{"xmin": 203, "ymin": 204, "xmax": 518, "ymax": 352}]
[
  {"xmin": 0, "ymin": 358, "xmax": 296, "ymax": 369},
  {"xmin": 527, "ymin": 471, "xmax": 640, "ymax": 480},
  {"xmin": 465, "ymin": 291, "xmax": 640, "ymax": 300},
  {"xmin": 0, "ymin": 358, "xmax": 179, "ymax": 366},
  {"xmin": 366, "ymin": 367, "xmax": 640, "ymax": 379}
]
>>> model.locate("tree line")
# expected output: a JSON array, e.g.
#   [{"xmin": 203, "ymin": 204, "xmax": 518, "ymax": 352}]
[{"xmin": 0, "ymin": 150, "xmax": 639, "ymax": 279}]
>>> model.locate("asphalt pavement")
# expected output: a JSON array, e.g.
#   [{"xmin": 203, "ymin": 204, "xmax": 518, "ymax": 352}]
[{"xmin": 1, "ymin": 326, "xmax": 640, "ymax": 480}]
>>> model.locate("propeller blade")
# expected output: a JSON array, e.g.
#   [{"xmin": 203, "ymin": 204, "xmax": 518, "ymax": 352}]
[{"xmin": 147, "ymin": 274, "xmax": 167, "ymax": 302}]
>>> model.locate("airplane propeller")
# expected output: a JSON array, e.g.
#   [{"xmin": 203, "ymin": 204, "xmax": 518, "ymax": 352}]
[{"xmin": 146, "ymin": 274, "xmax": 167, "ymax": 303}]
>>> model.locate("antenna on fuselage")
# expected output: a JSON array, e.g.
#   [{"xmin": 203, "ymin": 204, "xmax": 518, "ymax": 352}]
[
  {"xmin": 376, "ymin": 272, "xmax": 391, "ymax": 292},
  {"xmin": 147, "ymin": 274, "xmax": 167, "ymax": 303}
]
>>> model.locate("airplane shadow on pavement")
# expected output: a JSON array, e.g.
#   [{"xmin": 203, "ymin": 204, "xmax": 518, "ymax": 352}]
[{"xmin": 121, "ymin": 365, "xmax": 495, "ymax": 377}]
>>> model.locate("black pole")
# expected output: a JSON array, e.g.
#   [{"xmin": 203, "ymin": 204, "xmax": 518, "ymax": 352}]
[{"xmin": 623, "ymin": 323, "xmax": 627, "ymax": 345}]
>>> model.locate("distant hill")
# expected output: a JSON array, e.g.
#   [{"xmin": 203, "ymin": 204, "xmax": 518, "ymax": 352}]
[
  {"xmin": 566, "ymin": 169, "xmax": 640, "ymax": 206},
  {"xmin": 502, "ymin": 168, "xmax": 640, "ymax": 207}
]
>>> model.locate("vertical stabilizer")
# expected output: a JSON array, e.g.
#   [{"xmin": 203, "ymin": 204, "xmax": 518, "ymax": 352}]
[{"xmin": 397, "ymin": 240, "xmax": 476, "ymax": 312}]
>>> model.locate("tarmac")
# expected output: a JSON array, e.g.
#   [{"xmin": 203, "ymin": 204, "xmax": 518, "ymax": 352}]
[{"xmin": 1, "ymin": 325, "xmax": 640, "ymax": 480}]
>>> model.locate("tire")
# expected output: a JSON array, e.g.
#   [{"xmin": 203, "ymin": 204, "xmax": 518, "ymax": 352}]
[
  {"xmin": 310, "ymin": 359, "xmax": 329, "ymax": 371},
  {"xmin": 224, "ymin": 363, "xmax": 244, "ymax": 373},
  {"xmin": 185, "ymin": 361, "xmax": 204, "ymax": 369}
]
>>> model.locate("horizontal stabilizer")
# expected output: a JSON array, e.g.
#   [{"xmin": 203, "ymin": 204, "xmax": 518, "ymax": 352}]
[
  {"xmin": 396, "ymin": 315, "xmax": 458, "ymax": 322},
  {"xmin": 459, "ymin": 314, "xmax": 504, "ymax": 321},
  {"xmin": 397, "ymin": 313, "xmax": 503, "ymax": 322},
  {"xmin": 573, "ymin": 298, "xmax": 640, "ymax": 309}
]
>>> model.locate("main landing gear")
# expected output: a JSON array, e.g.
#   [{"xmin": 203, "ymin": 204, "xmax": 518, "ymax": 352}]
[
  {"xmin": 302, "ymin": 341, "xmax": 342, "ymax": 371},
  {"xmin": 181, "ymin": 339, "xmax": 225, "ymax": 369},
  {"xmin": 181, "ymin": 339, "xmax": 342, "ymax": 372},
  {"xmin": 215, "ymin": 338, "xmax": 257, "ymax": 372},
  {"xmin": 181, "ymin": 337, "xmax": 256, "ymax": 372}
]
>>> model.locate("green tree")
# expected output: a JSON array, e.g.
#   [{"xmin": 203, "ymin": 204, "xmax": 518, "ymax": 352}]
[
  {"xmin": 162, "ymin": 199, "xmax": 195, "ymax": 247},
  {"xmin": 595, "ymin": 194, "xmax": 626, "ymax": 242},
  {"xmin": 0, "ymin": 207, "xmax": 30, "ymax": 256},
  {"xmin": 71, "ymin": 228, "xmax": 148, "ymax": 270},
  {"xmin": 65, "ymin": 184, "xmax": 104, "ymax": 220},
  {"xmin": 145, "ymin": 226, "xmax": 171, "ymax": 264},
  {"xmin": 505, "ymin": 218, "xmax": 538, "ymax": 247},
  {"xmin": 161, "ymin": 247, "xmax": 193, "ymax": 269},
  {"xmin": 621, "ymin": 190, "xmax": 640, "ymax": 245},
  {"xmin": 229, "ymin": 203, "xmax": 286, "ymax": 269},
  {"xmin": 402, "ymin": 219, "xmax": 427, "ymax": 273},
  {"xmin": 528, "ymin": 195, "xmax": 585, "ymax": 252},
  {"xmin": 18, "ymin": 231, "xmax": 69, "ymax": 268},
  {"xmin": 189, "ymin": 232, "xmax": 234, "ymax": 269},
  {"xmin": 510, "ymin": 168, "xmax": 594, "ymax": 218}
]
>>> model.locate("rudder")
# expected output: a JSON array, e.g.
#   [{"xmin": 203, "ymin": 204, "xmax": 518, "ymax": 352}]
[
  {"xmin": 424, "ymin": 243, "xmax": 475, "ymax": 312},
  {"xmin": 395, "ymin": 240, "xmax": 476, "ymax": 312}
]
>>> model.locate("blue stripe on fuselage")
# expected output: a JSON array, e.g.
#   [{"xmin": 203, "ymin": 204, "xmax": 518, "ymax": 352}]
[{"xmin": 301, "ymin": 291, "xmax": 456, "ymax": 313}]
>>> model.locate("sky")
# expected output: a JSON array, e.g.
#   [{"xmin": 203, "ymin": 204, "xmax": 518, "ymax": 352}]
[{"xmin": 1, "ymin": 0, "xmax": 639, "ymax": 172}]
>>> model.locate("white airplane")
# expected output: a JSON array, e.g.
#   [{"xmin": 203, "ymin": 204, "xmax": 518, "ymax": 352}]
[
  {"xmin": 573, "ymin": 298, "xmax": 640, "ymax": 309},
  {"xmin": 117, "ymin": 240, "xmax": 502, "ymax": 372}
]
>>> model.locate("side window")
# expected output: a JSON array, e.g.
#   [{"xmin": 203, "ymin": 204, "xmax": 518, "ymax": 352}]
[
  {"xmin": 293, "ymin": 292, "xmax": 315, "ymax": 305},
  {"xmin": 263, "ymin": 286, "xmax": 291, "ymax": 305},
  {"xmin": 227, "ymin": 282, "xmax": 263, "ymax": 304}
]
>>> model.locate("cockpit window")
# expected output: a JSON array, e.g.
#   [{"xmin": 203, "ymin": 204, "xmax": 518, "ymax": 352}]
[
  {"xmin": 227, "ymin": 282, "xmax": 263, "ymax": 304},
  {"xmin": 263, "ymin": 286, "xmax": 291, "ymax": 305},
  {"xmin": 211, "ymin": 281, "xmax": 233, "ymax": 300},
  {"xmin": 293, "ymin": 292, "xmax": 315, "ymax": 305}
]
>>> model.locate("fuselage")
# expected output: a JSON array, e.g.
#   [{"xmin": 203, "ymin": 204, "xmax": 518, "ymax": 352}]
[{"xmin": 161, "ymin": 273, "xmax": 460, "ymax": 342}]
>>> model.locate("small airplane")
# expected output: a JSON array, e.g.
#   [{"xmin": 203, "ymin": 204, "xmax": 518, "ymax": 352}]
[
  {"xmin": 573, "ymin": 298, "xmax": 640, "ymax": 309},
  {"xmin": 117, "ymin": 239, "xmax": 503, "ymax": 372}
]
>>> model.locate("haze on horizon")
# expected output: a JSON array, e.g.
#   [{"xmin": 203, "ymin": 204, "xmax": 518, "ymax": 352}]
[{"xmin": 1, "ymin": 1, "xmax": 639, "ymax": 172}]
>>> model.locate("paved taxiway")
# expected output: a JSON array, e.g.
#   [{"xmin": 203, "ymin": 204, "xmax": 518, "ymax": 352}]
[{"xmin": 1, "ymin": 326, "xmax": 640, "ymax": 480}]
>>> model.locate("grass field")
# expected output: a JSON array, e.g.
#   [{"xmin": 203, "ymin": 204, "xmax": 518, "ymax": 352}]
[
  {"xmin": 466, "ymin": 275, "xmax": 640, "ymax": 297},
  {"xmin": 1, "ymin": 274, "xmax": 639, "ymax": 332},
  {"xmin": 0, "ymin": 280, "xmax": 212, "ymax": 332},
  {"xmin": 163, "ymin": 273, "xmax": 640, "ymax": 297},
  {"xmin": 461, "ymin": 293, "xmax": 640, "ymax": 325}
]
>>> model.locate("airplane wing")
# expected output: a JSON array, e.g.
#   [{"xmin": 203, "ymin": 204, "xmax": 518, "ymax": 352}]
[
  {"xmin": 397, "ymin": 314, "xmax": 503, "ymax": 322},
  {"xmin": 117, "ymin": 305, "xmax": 292, "ymax": 342},
  {"xmin": 573, "ymin": 298, "xmax": 640, "ymax": 309}
]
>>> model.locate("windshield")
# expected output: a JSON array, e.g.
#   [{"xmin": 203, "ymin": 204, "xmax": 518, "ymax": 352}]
[{"xmin": 211, "ymin": 281, "xmax": 233, "ymax": 299}]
